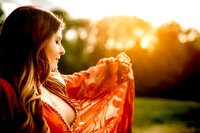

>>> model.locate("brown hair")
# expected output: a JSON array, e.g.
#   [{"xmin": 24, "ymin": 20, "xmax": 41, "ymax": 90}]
[{"xmin": 0, "ymin": 5, "xmax": 64, "ymax": 132}]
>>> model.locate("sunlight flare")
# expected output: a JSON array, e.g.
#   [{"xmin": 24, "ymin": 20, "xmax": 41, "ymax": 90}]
[
  {"xmin": 65, "ymin": 29, "xmax": 78, "ymax": 41},
  {"xmin": 140, "ymin": 35, "xmax": 157, "ymax": 50},
  {"xmin": 141, "ymin": 37, "xmax": 149, "ymax": 49}
]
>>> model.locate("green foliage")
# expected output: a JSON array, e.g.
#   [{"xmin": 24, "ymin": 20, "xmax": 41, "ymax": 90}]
[
  {"xmin": 0, "ymin": 6, "xmax": 5, "ymax": 30},
  {"xmin": 51, "ymin": 9, "xmax": 92, "ymax": 74},
  {"xmin": 51, "ymin": 8, "xmax": 72, "ymax": 32},
  {"xmin": 1, "ymin": 5, "xmax": 198, "ymax": 101},
  {"xmin": 1, "ymin": 4, "xmax": 200, "ymax": 99},
  {"xmin": 133, "ymin": 97, "xmax": 200, "ymax": 133},
  {"xmin": 51, "ymin": 8, "xmax": 200, "ymax": 101}
]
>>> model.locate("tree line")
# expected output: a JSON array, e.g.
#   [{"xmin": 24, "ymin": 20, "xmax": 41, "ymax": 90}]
[{"xmin": 1, "ymin": 7, "xmax": 200, "ymax": 101}]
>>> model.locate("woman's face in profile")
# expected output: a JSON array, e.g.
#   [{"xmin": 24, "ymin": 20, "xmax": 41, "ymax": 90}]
[{"xmin": 44, "ymin": 28, "xmax": 65, "ymax": 72}]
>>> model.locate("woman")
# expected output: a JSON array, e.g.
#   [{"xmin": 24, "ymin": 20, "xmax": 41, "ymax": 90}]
[{"xmin": 0, "ymin": 5, "xmax": 134, "ymax": 133}]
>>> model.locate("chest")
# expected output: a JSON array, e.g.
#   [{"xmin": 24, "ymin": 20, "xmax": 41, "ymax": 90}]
[{"xmin": 40, "ymin": 86, "xmax": 76, "ymax": 126}]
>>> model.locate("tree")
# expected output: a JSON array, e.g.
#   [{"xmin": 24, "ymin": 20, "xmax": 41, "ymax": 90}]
[{"xmin": 52, "ymin": 9, "xmax": 91, "ymax": 74}]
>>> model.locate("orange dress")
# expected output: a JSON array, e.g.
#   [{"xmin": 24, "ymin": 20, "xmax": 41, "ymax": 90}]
[{"xmin": 0, "ymin": 53, "xmax": 135, "ymax": 133}]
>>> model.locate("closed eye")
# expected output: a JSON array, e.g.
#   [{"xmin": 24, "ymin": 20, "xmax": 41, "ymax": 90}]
[
  {"xmin": 56, "ymin": 40, "xmax": 61, "ymax": 44},
  {"xmin": 56, "ymin": 36, "xmax": 62, "ymax": 45}
]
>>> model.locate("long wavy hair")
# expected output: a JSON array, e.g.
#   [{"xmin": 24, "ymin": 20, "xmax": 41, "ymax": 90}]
[{"xmin": 0, "ymin": 5, "xmax": 64, "ymax": 132}]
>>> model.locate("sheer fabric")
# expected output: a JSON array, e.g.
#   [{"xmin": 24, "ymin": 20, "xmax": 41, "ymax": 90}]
[
  {"xmin": 61, "ymin": 52, "xmax": 135, "ymax": 132},
  {"xmin": 0, "ymin": 52, "xmax": 135, "ymax": 133}
]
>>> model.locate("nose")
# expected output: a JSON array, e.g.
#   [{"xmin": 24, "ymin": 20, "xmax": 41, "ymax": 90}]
[{"xmin": 59, "ymin": 44, "xmax": 65, "ymax": 55}]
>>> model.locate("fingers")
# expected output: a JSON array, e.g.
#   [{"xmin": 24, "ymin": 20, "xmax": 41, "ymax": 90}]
[
  {"xmin": 96, "ymin": 52, "xmax": 133, "ymax": 82},
  {"xmin": 105, "ymin": 57, "xmax": 118, "ymax": 75},
  {"xmin": 127, "ymin": 64, "xmax": 134, "ymax": 80},
  {"xmin": 116, "ymin": 52, "xmax": 130, "ymax": 63},
  {"xmin": 116, "ymin": 52, "xmax": 134, "ymax": 81},
  {"xmin": 118, "ymin": 62, "xmax": 130, "ymax": 74},
  {"xmin": 116, "ymin": 52, "xmax": 131, "ymax": 76},
  {"xmin": 96, "ymin": 57, "xmax": 118, "ymax": 75}
]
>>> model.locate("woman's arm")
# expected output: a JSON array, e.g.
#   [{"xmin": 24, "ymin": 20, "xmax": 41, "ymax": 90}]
[
  {"xmin": 61, "ymin": 52, "xmax": 134, "ymax": 132},
  {"xmin": 61, "ymin": 52, "xmax": 133, "ymax": 100}
]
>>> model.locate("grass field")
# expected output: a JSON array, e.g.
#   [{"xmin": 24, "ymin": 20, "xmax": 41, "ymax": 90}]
[{"xmin": 132, "ymin": 97, "xmax": 200, "ymax": 133}]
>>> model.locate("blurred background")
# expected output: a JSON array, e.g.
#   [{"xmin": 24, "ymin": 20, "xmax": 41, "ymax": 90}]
[{"xmin": 1, "ymin": 0, "xmax": 200, "ymax": 132}]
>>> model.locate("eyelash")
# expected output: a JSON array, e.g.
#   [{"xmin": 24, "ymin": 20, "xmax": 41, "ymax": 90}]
[{"xmin": 56, "ymin": 41, "xmax": 60, "ymax": 44}]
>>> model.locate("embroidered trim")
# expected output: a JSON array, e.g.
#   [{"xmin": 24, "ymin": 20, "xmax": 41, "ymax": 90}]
[
  {"xmin": 42, "ymin": 100, "xmax": 71, "ymax": 132},
  {"xmin": 40, "ymin": 85, "xmax": 78, "ymax": 132}
]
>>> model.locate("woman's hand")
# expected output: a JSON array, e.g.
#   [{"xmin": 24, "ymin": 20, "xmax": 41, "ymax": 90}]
[
  {"xmin": 116, "ymin": 52, "xmax": 133, "ymax": 82},
  {"xmin": 97, "ymin": 52, "xmax": 133, "ymax": 83}
]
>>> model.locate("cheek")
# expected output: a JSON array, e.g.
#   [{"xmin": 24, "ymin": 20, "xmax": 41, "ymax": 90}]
[
  {"xmin": 46, "ymin": 45, "xmax": 58, "ymax": 59},
  {"xmin": 48, "ymin": 47, "xmax": 59, "ymax": 65},
  {"xmin": 51, "ymin": 47, "xmax": 59, "ymax": 58}
]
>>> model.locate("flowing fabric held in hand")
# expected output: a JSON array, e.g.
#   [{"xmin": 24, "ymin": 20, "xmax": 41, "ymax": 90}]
[
  {"xmin": 61, "ymin": 52, "xmax": 135, "ymax": 132},
  {"xmin": 0, "ymin": 52, "xmax": 135, "ymax": 133}
]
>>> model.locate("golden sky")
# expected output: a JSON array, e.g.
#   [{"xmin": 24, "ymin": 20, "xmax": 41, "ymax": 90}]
[{"xmin": 1, "ymin": 0, "xmax": 200, "ymax": 30}]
